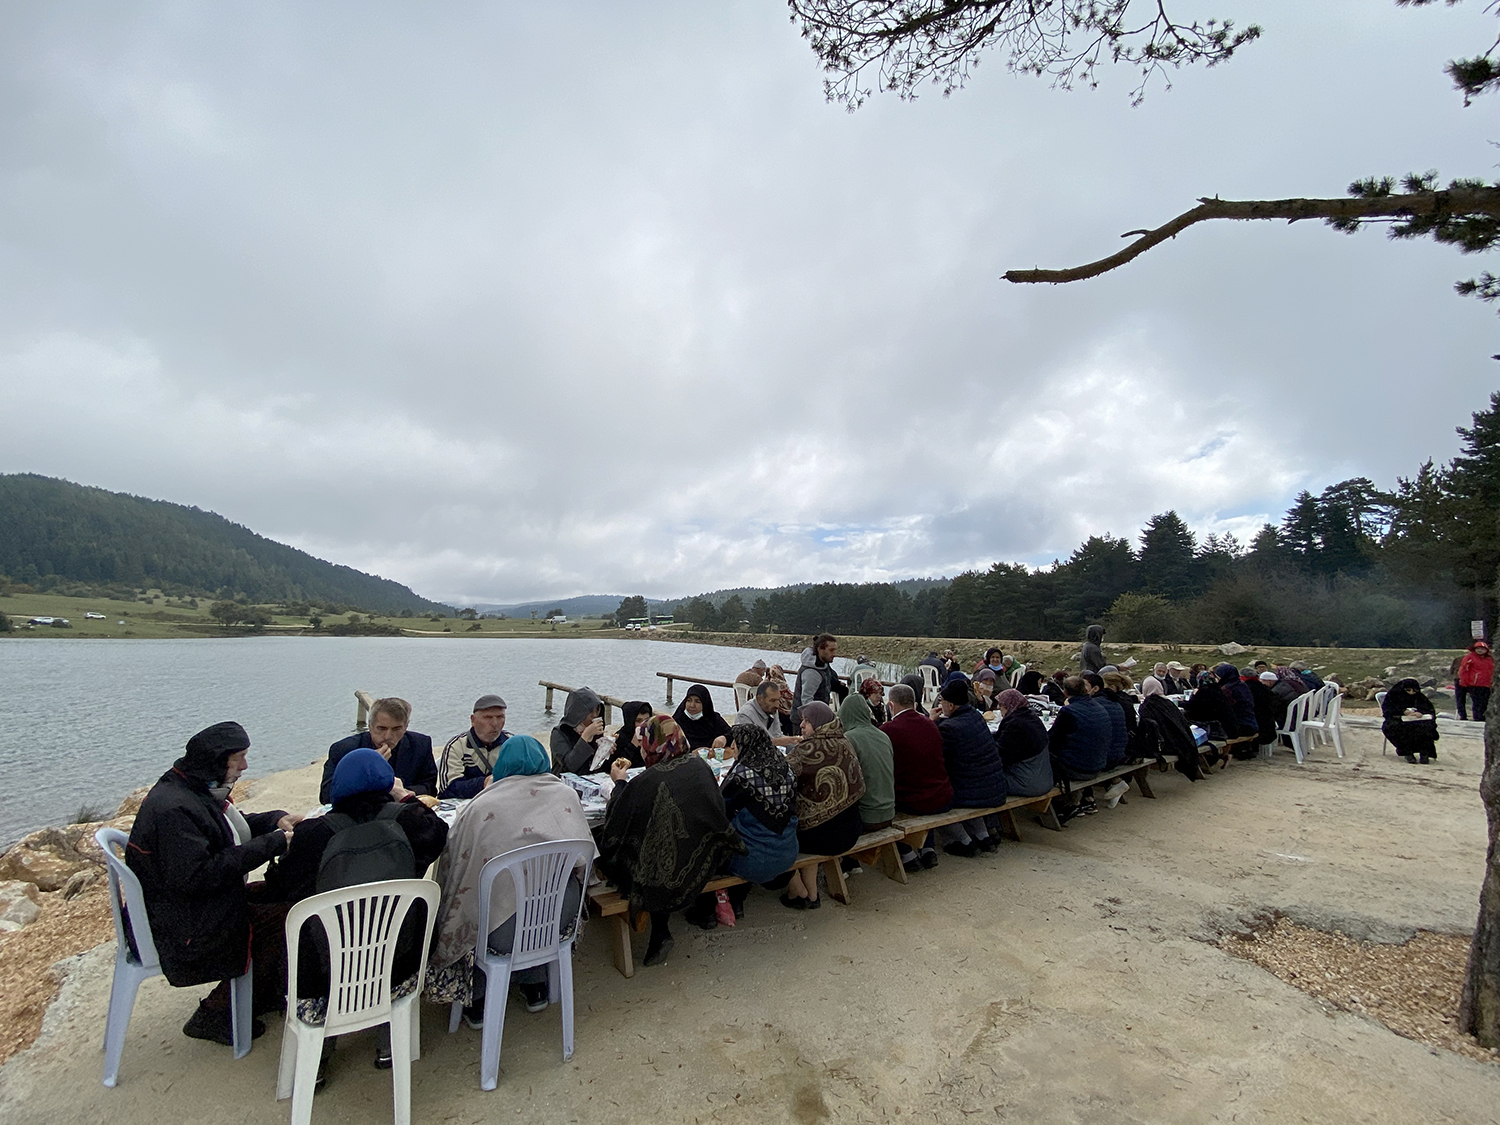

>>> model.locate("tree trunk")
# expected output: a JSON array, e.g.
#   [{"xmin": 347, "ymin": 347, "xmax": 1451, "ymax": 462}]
[{"xmin": 1460, "ymin": 575, "xmax": 1500, "ymax": 1046}]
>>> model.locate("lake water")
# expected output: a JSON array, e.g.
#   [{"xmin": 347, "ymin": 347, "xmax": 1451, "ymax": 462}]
[{"xmin": 0, "ymin": 637, "xmax": 910, "ymax": 846}]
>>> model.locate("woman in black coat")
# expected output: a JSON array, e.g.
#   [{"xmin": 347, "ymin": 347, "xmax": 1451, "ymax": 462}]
[
  {"xmin": 1137, "ymin": 677, "xmax": 1204, "ymax": 780},
  {"xmin": 1382, "ymin": 678, "xmax": 1440, "ymax": 763},
  {"xmin": 126, "ymin": 721, "xmax": 295, "ymax": 1044}
]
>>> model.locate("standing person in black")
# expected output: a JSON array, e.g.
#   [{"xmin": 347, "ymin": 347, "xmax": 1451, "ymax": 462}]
[
  {"xmin": 126, "ymin": 721, "xmax": 301, "ymax": 1046},
  {"xmin": 320, "ymin": 696, "xmax": 437, "ymax": 804}
]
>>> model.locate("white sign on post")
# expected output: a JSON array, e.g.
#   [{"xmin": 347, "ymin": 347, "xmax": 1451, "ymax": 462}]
[{"xmin": 1473, "ymin": 619, "xmax": 1487, "ymax": 640}]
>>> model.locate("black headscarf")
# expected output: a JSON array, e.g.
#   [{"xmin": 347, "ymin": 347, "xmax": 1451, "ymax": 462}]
[
  {"xmin": 175, "ymin": 721, "xmax": 250, "ymax": 788},
  {"xmin": 614, "ymin": 700, "xmax": 653, "ymax": 769},
  {"xmin": 722, "ymin": 722, "xmax": 797, "ymax": 833},
  {"xmin": 1382, "ymin": 678, "xmax": 1434, "ymax": 721},
  {"xmin": 672, "ymin": 684, "xmax": 732, "ymax": 750},
  {"xmin": 594, "ymin": 754, "xmax": 744, "ymax": 921}
]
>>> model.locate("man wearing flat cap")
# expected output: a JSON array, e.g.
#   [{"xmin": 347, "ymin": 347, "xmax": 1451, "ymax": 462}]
[
  {"xmin": 319, "ymin": 695, "xmax": 437, "ymax": 804},
  {"xmin": 437, "ymin": 694, "xmax": 513, "ymax": 799},
  {"xmin": 127, "ymin": 721, "xmax": 302, "ymax": 1045}
]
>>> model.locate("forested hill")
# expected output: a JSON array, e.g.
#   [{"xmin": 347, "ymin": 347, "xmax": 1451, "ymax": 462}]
[{"xmin": 0, "ymin": 474, "xmax": 449, "ymax": 615}]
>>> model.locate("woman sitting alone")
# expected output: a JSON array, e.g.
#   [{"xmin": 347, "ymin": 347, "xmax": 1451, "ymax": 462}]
[
  {"xmin": 1382, "ymin": 678, "xmax": 1440, "ymax": 764},
  {"xmin": 425, "ymin": 736, "xmax": 594, "ymax": 1025},
  {"xmin": 673, "ymin": 684, "xmax": 732, "ymax": 752},
  {"xmin": 781, "ymin": 701, "xmax": 866, "ymax": 909},
  {"xmin": 593, "ymin": 742, "xmax": 743, "ymax": 965}
]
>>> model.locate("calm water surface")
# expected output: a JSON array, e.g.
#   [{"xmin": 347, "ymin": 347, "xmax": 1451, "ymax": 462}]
[{"xmin": 0, "ymin": 637, "xmax": 908, "ymax": 845}]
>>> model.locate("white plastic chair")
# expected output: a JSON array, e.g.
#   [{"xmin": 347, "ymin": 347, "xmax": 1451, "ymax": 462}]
[
  {"xmin": 277, "ymin": 879, "xmax": 440, "ymax": 1125},
  {"xmin": 1375, "ymin": 691, "xmax": 1390, "ymax": 754},
  {"xmin": 1302, "ymin": 684, "xmax": 1329, "ymax": 743},
  {"xmin": 918, "ymin": 664, "xmax": 940, "ymax": 710},
  {"xmin": 1276, "ymin": 692, "xmax": 1314, "ymax": 764},
  {"xmin": 95, "ymin": 827, "xmax": 253, "ymax": 1087},
  {"xmin": 851, "ymin": 668, "xmax": 875, "ymax": 692},
  {"xmin": 733, "ymin": 682, "xmax": 753, "ymax": 709},
  {"xmin": 446, "ymin": 840, "xmax": 594, "ymax": 1090},
  {"xmin": 1009, "ymin": 663, "xmax": 1027, "ymax": 688},
  {"xmin": 1299, "ymin": 687, "xmax": 1344, "ymax": 758}
]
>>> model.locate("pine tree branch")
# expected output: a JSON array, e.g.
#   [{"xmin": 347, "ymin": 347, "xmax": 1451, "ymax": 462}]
[{"xmin": 1003, "ymin": 187, "xmax": 1500, "ymax": 284}]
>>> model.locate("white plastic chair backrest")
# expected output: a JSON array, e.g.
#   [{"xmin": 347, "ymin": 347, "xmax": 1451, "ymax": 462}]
[
  {"xmin": 851, "ymin": 668, "xmax": 874, "ymax": 691},
  {"xmin": 1305, "ymin": 685, "xmax": 1327, "ymax": 722},
  {"xmin": 1009, "ymin": 664, "xmax": 1026, "ymax": 687},
  {"xmin": 734, "ymin": 683, "xmax": 753, "ymax": 709},
  {"xmin": 476, "ymin": 840, "xmax": 595, "ymax": 972},
  {"xmin": 918, "ymin": 664, "xmax": 939, "ymax": 691},
  {"xmin": 285, "ymin": 879, "xmax": 439, "ymax": 1035},
  {"xmin": 1375, "ymin": 691, "xmax": 1387, "ymax": 707},
  {"xmin": 96, "ymin": 827, "xmax": 159, "ymax": 971},
  {"xmin": 1324, "ymin": 690, "xmax": 1342, "ymax": 725}
]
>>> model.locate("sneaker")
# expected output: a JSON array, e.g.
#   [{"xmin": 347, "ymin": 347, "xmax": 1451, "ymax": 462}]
[
  {"xmin": 1101, "ymin": 780, "xmax": 1129, "ymax": 809},
  {"xmin": 1078, "ymin": 798, "xmax": 1099, "ymax": 816},
  {"xmin": 943, "ymin": 841, "xmax": 978, "ymax": 858},
  {"xmin": 519, "ymin": 982, "xmax": 549, "ymax": 1013},
  {"xmin": 374, "ymin": 1044, "xmax": 392, "ymax": 1069},
  {"xmin": 841, "ymin": 856, "xmax": 863, "ymax": 876},
  {"xmin": 462, "ymin": 1002, "xmax": 485, "ymax": 1029},
  {"xmin": 975, "ymin": 836, "xmax": 999, "ymax": 853},
  {"xmin": 182, "ymin": 1004, "xmax": 265, "ymax": 1046},
  {"xmin": 918, "ymin": 848, "xmax": 939, "ymax": 869}
]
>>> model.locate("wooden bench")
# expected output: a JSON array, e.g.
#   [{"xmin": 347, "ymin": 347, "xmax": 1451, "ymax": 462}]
[
  {"xmin": 889, "ymin": 790, "xmax": 1059, "ymax": 850},
  {"xmin": 587, "ymin": 826, "xmax": 908, "ymax": 977}
]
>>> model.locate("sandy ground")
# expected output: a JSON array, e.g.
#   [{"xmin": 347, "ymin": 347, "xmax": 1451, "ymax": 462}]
[{"xmin": 1, "ymin": 722, "xmax": 1496, "ymax": 1125}]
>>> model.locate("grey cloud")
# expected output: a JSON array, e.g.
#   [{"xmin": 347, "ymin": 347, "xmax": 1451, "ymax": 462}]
[{"xmin": 1, "ymin": 1, "xmax": 1494, "ymax": 604}]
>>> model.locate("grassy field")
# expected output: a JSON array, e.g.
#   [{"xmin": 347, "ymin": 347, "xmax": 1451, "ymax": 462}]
[{"xmin": 0, "ymin": 591, "xmax": 625, "ymax": 640}]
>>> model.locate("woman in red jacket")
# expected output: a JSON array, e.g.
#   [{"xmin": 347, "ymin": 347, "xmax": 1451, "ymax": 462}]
[{"xmin": 1458, "ymin": 640, "xmax": 1493, "ymax": 722}]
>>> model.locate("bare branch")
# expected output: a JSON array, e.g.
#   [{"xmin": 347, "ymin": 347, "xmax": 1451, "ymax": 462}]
[{"xmin": 1003, "ymin": 186, "xmax": 1500, "ymax": 284}]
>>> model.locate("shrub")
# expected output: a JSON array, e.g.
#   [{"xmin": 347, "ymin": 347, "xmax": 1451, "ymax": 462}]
[{"xmin": 1103, "ymin": 593, "xmax": 1178, "ymax": 643}]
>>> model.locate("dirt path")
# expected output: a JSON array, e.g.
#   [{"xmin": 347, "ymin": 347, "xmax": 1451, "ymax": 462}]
[{"xmin": 2, "ymin": 726, "xmax": 1495, "ymax": 1124}]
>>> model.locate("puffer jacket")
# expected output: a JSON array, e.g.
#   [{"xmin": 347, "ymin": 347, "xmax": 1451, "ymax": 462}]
[{"xmin": 936, "ymin": 704, "xmax": 1006, "ymax": 808}]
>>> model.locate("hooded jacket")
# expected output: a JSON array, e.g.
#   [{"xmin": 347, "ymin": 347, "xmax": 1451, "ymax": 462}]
[
  {"xmin": 793, "ymin": 647, "xmax": 842, "ymax": 729},
  {"xmin": 126, "ymin": 722, "xmax": 289, "ymax": 987},
  {"xmin": 1460, "ymin": 643, "xmax": 1494, "ymax": 688},
  {"xmin": 550, "ymin": 686, "xmax": 604, "ymax": 775},
  {"xmin": 838, "ymin": 693, "xmax": 896, "ymax": 827},
  {"xmin": 936, "ymin": 703, "xmax": 1007, "ymax": 808},
  {"xmin": 1081, "ymin": 625, "xmax": 1106, "ymax": 673}
]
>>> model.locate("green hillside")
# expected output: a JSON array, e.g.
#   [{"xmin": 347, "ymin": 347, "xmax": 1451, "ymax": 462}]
[{"xmin": 0, "ymin": 474, "xmax": 449, "ymax": 615}]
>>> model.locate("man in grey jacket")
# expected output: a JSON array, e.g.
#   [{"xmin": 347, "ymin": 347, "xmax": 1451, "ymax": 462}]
[
  {"xmin": 1080, "ymin": 624, "xmax": 1107, "ymax": 673},
  {"xmin": 793, "ymin": 633, "xmax": 845, "ymax": 729}
]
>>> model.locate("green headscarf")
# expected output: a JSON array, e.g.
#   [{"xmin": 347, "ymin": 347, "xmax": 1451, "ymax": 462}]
[{"xmin": 491, "ymin": 734, "xmax": 551, "ymax": 781}]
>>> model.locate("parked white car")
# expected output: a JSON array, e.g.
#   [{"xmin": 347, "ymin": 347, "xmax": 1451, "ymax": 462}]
[{"xmin": 85, "ymin": 611, "xmax": 106, "ymax": 619}]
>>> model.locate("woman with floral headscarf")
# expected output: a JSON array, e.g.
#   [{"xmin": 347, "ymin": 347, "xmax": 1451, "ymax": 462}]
[
  {"xmin": 641, "ymin": 714, "xmax": 691, "ymax": 766},
  {"xmin": 992, "ymin": 689, "xmax": 1053, "ymax": 797}
]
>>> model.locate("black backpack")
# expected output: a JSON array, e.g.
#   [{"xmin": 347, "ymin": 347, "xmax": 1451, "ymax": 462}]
[{"xmin": 314, "ymin": 804, "xmax": 416, "ymax": 893}]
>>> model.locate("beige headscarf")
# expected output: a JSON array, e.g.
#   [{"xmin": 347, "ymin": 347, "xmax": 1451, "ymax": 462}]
[{"xmin": 429, "ymin": 769, "xmax": 595, "ymax": 972}]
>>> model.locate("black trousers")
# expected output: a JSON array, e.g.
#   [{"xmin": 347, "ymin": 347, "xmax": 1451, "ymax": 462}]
[{"xmin": 1457, "ymin": 685, "xmax": 1490, "ymax": 721}]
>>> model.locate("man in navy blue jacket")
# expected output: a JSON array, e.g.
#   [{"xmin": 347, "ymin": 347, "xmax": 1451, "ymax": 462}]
[{"xmin": 318, "ymin": 696, "xmax": 437, "ymax": 804}]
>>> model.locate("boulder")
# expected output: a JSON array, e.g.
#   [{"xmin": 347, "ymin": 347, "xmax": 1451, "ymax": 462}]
[
  {"xmin": 0, "ymin": 895, "xmax": 40, "ymax": 931},
  {"xmin": 0, "ymin": 879, "xmax": 40, "ymax": 915},
  {"xmin": 0, "ymin": 815, "xmax": 132, "ymax": 892},
  {"xmin": 1217, "ymin": 642, "xmax": 1249, "ymax": 656},
  {"xmin": 114, "ymin": 786, "xmax": 151, "ymax": 818},
  {"xmin": 61, "ymin": 868, "xmax": 101, "ymax": 901}
]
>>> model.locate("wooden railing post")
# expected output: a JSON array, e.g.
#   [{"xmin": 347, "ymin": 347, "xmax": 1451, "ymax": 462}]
[
  {"xmin": 354, "ymin": 689, "xmax": 375, "ymax": 732},
  {"xmin": 664, "ymin": 675, "xmax": 674, "ymax": 705},
  {"xmin": 544, "ymin": 685, "xmax": 555, "ymax": 712}
]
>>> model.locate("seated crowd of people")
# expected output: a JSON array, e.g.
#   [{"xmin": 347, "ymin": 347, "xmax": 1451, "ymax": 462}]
[{"xmin": 119, "ymin": 629, "xmax": 1375, "ymax": 1092}]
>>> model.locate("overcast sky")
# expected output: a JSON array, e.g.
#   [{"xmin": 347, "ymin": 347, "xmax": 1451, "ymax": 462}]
[{"xmin": 1, "ymin": 1, "xmax": 1496, "ymax": 604}]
